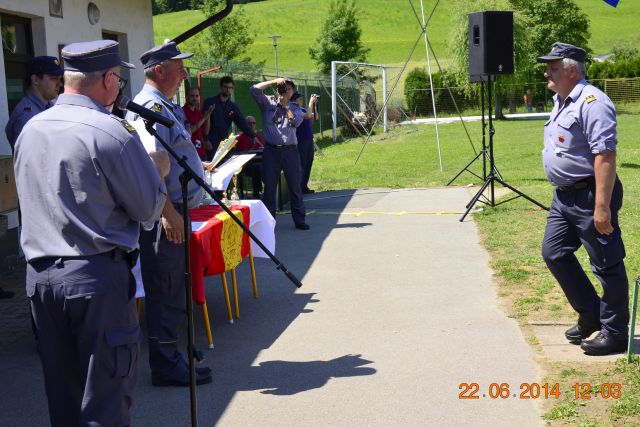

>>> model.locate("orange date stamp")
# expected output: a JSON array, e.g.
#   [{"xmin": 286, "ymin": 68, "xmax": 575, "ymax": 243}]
[{"xmin": 458, "ymin": 382, "xmax": 622, "ymax": 399}]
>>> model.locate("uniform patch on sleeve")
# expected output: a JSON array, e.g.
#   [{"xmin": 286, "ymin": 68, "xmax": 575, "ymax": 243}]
[
  {"xmin": 151, "ymin": 103, "xmax": 163, "ymax": 113},
  {"xmin": 585, "ymin": 94, "xmax": 597, "ymax": 103},
  {"xmin": 119, "ymin": 119, "xmax": 137, "ymax": 133}
]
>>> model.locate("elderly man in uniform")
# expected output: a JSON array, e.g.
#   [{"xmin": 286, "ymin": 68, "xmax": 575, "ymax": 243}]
[
  {"xmin": 14, "ymin": 40, "xmax": 169, "ymax": 426},
  {"xmin": 538, "ymin": 42, "xmax": 629, "ymax": 356},
  {"xmin": 5, "ymin": 56, "xmax": 63, "ymax": 153},
  {"xmin": 127, "ymin": 41, "xmax": 212, "ymax": 386},
  {"xmin": 251, "ymin": 77, "xmax": 308, "ymax": 230}
]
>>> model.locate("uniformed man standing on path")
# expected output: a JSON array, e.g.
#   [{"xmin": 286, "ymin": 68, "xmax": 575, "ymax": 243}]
[
  {"xmin": 5, "ymin": 56, "xmax": 63, "ymax": 153},
  {"xmin": 538, "ymin": 42, "xmax": 629, "ymax": 356},
  {"xmin": 14, "ymin": 40, "xmax": 169, "ymax": 426},
  {"xmin": 127, "ymin": 41, "xmax": 212, "ymax": 386},
  {"xmin": 250, "ymin": 77, "xmax": 309, "ymax": 230}
]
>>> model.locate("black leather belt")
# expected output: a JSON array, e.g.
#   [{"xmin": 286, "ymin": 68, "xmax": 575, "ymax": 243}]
[
  {"xmin": 266, "ymin": 144, "xmax": 294, "ymax": 149},
  {"xmin": 556, "ymin": 176, "xmax": 595, "ymax": 192},
  {"xmin": 32, "ymin": 248, "xmax": 139, "ymax": 268}
]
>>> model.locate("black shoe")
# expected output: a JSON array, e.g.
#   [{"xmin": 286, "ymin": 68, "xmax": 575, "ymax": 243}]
[
  {"xmin": 152, "ymin": 369, "xmax": 212, "ymax": 387},
  {"xmin": 302, "ymin": 188, "xmax": 315, "ymax": 194},
  {"xmin": 565, "ymin": 320, "xmax": 600, "ymax": 344},
  {"xmin": 295, "ymin": 222, "xmax": 310, "ymax": 230},
  {"xmin": 580, "ymin": 332, "xmax": 627, "ymax": 356},
  {"xmin": 0, "ymin": 288, "xmax": 14, "ymax": 299}
]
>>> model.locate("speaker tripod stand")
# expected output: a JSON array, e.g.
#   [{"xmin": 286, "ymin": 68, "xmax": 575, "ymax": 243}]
[{"xmin": 458, "ymin": 75, "xmax": 548, "ymax": 222}]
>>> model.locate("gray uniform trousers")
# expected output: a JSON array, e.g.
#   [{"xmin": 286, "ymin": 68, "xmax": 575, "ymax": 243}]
[
  {"xmin": 139, "ymin": 220, "xmax": 189, "ymax": 380},
  {"xmin": 542, "ymin": 178, "xmax": 629, "ymax": 339},
  {"xmin": 262, "ymin": 144, "xmax": 306, "ymax": 224},
  {"xmin": 28, "ymin": 250, "xmax": 139, "ymax": 427}
]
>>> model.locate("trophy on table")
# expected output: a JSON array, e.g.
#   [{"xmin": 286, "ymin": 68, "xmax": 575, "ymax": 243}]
[{"xmin": 229, "ymin": 166, "xmax": 242, "ymax": 204}]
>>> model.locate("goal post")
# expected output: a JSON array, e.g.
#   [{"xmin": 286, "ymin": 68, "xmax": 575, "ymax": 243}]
[{"xmin": 331, "ymin": 60, "xmax": 389, "ymax": 142}]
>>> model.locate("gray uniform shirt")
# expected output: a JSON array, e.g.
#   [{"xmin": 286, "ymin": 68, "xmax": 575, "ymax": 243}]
[
  {"xmin": 542, "ymin": 79, "xmax": 617, "ymax": 187},
  {"xmin": 250, "ymin": 86, "xmax": 303, "ymax": 146},
  {"xmin": 5, "ymin": 90, "xmax": 52, "ymax": 152},
  {"xmin": 127, "ymin": 84, "xmax": 204, "ymax": 208},
  {"xmin": 14, "ymin": 93, "xmax": 167, "ymax": 261}
]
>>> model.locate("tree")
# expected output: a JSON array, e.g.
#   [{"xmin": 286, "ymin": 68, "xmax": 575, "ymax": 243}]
[
  {"xmin": 309, "ymin": 0, "xmax": 370, "ymax": 75},
  {"xmin": 448, "ymin": 0, "xmax": 591, "ymax": 117},
  {"xmin": 187, "ymin": 0, "xmax": 257, "ymax": 67}
]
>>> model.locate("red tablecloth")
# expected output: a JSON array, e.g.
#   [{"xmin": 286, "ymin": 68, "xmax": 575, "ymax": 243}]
[{"xmin": 189, "ymin": 204, "xmax": 250, "ymax": 305}]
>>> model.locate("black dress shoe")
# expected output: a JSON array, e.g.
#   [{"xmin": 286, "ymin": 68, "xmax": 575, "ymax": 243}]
[
  {"xmin": 152, "ymin": 369, "xmax": 212, "ymax": 387},
  {"xmin": 295, "ymin": 222, "xmax": 310, "ymax": 230},
  {"xmin": 580, "ymin": 332, "xmax": 627, "ymax": 356},
  {"xmin": 565, "ymin": 321, "xmax": 600, "ymax": 344}
]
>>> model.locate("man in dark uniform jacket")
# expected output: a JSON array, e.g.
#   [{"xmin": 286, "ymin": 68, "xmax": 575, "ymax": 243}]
[{"xmin": 14, "ymin": 40, "xmax": 169, "ymax": 426}]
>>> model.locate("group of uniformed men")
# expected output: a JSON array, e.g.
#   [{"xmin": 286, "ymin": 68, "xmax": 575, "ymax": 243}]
[{"xmin": 5, "ymin": 36, "xmax": 632, "ymax": 426}]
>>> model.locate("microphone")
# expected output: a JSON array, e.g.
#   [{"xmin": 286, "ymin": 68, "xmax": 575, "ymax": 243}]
[{"xmin": 116, "ymin": 95, "xmax": 175, "ymax": 129}]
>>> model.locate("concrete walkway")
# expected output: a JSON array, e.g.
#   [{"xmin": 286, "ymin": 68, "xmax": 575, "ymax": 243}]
[{"xmin": 0, "ymin": 188, "xmax": 542, "ymax": 426}]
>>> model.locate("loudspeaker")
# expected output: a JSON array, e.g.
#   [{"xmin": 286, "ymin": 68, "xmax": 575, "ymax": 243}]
[{"xmin": 468, "ymin": 11, "xmax": 513, "ymax": 77}]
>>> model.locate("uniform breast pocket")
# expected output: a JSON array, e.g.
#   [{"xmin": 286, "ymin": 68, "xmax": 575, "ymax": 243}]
[{"xmin": 556, "ymin": 115, "xmax": 579, "ymax": 148}]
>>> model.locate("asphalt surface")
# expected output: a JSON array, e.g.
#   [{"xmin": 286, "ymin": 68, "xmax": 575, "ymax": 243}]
[{"xmin": 0, "ymin": 188, "xmax": 542, "ymax": 426}]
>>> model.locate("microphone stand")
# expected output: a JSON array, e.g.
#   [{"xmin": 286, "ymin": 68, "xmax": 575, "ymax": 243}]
[{"xmin": 144, "ymin": 121, "xmax": 303, "ymax": 427}]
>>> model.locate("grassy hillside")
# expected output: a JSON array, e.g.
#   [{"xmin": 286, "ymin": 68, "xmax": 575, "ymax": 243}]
[{"xmin": 154, "ymin": 0, "xmax": 640, "ymax": 73}]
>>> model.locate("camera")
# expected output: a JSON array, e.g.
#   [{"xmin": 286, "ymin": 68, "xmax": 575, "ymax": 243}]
[{"xmin": 312, "ymin": 94, "xmax": 320, "ymax": 99}]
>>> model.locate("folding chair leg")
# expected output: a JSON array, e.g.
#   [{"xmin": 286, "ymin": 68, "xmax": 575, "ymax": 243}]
[
  {"xmin": 221, "ymin": 273, "xmax": 233, "ymax": 324},
  {"xmin": 202, "ymin": 302, "xmax": 214, "ymax": 349},
  {"xmin": 231, "ymin": 268, "xmax": 240, "ymax": 319},
  {"xmin": 627, "ymin": 277, "xmax": 639, "ymax": 363},
  {"xmin": 249, "ymin": 246, "xmax": 259, "ymax": 299}
]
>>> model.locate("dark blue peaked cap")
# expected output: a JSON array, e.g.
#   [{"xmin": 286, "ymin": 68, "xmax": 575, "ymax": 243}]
[
  {"xmin": 26, "ymin": 56, "xmax": 64, "ymax": 77},
  {"xmin": 537, "ymin": 42, "xmax": 586, "ymax": 63},
  {"xmin": 140, "ymin": 41, "xmax": 193, "ymax": 68},
  {"xmin": 61, "ymin": 40, "xmax": 135, "ymax": 72}
]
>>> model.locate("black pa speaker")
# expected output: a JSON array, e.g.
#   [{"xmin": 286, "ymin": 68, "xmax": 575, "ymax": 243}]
[{"xmin": 468, "ymin": 11, "xmax": 514, "ymax": 78}]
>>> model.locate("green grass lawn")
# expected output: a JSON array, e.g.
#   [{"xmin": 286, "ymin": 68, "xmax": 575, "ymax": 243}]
[
  {"xmin": 154, "ymin": 0, "xmax": 640, "ymax": 73},
  {"xmin": 311, "ymin": 113, "xmax": 640, "ymax": 424}
]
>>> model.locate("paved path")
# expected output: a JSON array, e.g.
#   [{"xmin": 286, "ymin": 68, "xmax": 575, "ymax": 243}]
[{"xmin": 0, "ymin": 188, "xmax": 542, "ymax": 426}]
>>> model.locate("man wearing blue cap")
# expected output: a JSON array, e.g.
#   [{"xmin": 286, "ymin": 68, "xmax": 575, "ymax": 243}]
[
  {"xmin": 14, "ymin": 39, "xmax": 169, "ymax": 426},
  {"xmin": 127, "ymin": 41, "xmax": 212, "ymax": 386},
  {"xmin": 538, "ymin": 42, "xmax": 629, "ymax": 356},
  {"xmin": 5, "ymin": 56, "xmax": 63, "ymax": 153}
]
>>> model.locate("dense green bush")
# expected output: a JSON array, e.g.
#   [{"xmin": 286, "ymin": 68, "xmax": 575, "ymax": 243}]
[
  {"xmin": 588, "ymin": 57, "xmax": 640, "ymax": 80},
  {"xmin": 403, "ymin": 67, "xmax": 465, "ymax": 115}
]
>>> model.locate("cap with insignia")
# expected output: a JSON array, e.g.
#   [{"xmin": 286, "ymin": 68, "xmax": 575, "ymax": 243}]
[
  {"xmin": 26, "ymin": 56, "xmax": 64, "ymax": 77},
  {"xmin": 140, "ymin": 41, "xmax": 194, "ymax": 69},
  {"xmin": 537, "ymin": 42, "xmax": 586, "ymax": 64},
  {"xmin": 61, "ymin": 40, "xmax": 135, "ymax": 72}
]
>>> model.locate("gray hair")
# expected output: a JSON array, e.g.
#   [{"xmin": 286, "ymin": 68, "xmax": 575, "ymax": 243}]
[
  {"xmin": 63, "ymin": 70, "xmax": 105, "ymax": 90},
  {"xmin": 562, "ymin": 58, "xmax": 586, "ymax": 77},
  {"xmin": 144, "ymin": 60, "xmax": 171, "ymax": 79}
]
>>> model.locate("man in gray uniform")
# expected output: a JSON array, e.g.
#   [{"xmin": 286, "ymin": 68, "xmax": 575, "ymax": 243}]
[
  {"xmin": 538, "ymin": 42, "xmax": 629, "ymax": 356},
  {"xmin": 13, "ymin": 40, "xmax": 169, "ymax": 426},
  {"xmin": 5, "ymin": 56, "xmax": 63, "ymax": 153},
  {"xmin": 250, "ymin": 77, "xmax": 308, "ymax": 229},
  {"xmin": 127, "ymin": 41, "xmax": 211, "ymax": 386}
]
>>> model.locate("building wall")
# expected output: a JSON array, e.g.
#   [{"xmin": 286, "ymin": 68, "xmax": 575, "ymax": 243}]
[{"xmin": 0, "ymin": 0, "xmax": 154, "ymax": 155}]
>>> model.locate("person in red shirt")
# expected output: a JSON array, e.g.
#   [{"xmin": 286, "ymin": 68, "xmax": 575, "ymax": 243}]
[
  {"xmin": 182, "ymin": 87, "xmax": 213, "ymax": 160},
  {"xmin": 235, "ymin": 116, "xmax": 264, "ymax": 197}
]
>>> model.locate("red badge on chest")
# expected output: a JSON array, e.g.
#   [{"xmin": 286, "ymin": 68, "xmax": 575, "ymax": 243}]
[{"xmin": 558, "ymin": 135, "xmax": 565, "ymax": 143}]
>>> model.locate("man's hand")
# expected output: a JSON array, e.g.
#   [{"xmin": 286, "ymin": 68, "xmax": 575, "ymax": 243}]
[
  {"xmin": 594, "ymin": 205, "xmax": 614, "ymax": 235},
  {"xmin": 162, "ymin": 203, "xmax": 185, "ymax": 244},
  {"xmin": 148, "ymin": 150, "xmax": 170, "ymax": 178},
  {"xmin": 253, "ymin": 136, "xmax": 264, "ymax": 147},
  {"xmin": 202, "ymin": 161, "xmax": 217, "ymax": 173},
  {"xmin": 205, "ymin": 105, "xmax": 214, "ymax": 117}
]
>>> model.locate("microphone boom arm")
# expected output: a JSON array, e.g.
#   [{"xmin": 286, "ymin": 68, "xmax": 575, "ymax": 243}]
[{"xmin": 172, "ymin": 0, "xmax": 234, "ymax": 45}]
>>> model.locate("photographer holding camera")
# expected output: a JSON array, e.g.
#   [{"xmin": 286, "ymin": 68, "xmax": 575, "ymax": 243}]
[
  {"xmin": 291, "ymin": 92, "xmax": 319, "ymax": 194},
  {"xmin": 250, "ymin": 77, "xmax": 309, "ymax": 230}
]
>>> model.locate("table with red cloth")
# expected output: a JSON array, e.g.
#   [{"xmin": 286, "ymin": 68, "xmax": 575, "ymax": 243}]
[{"xmin": 189, "ymin": 204, "xmax": 250, "ymax": 305}]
